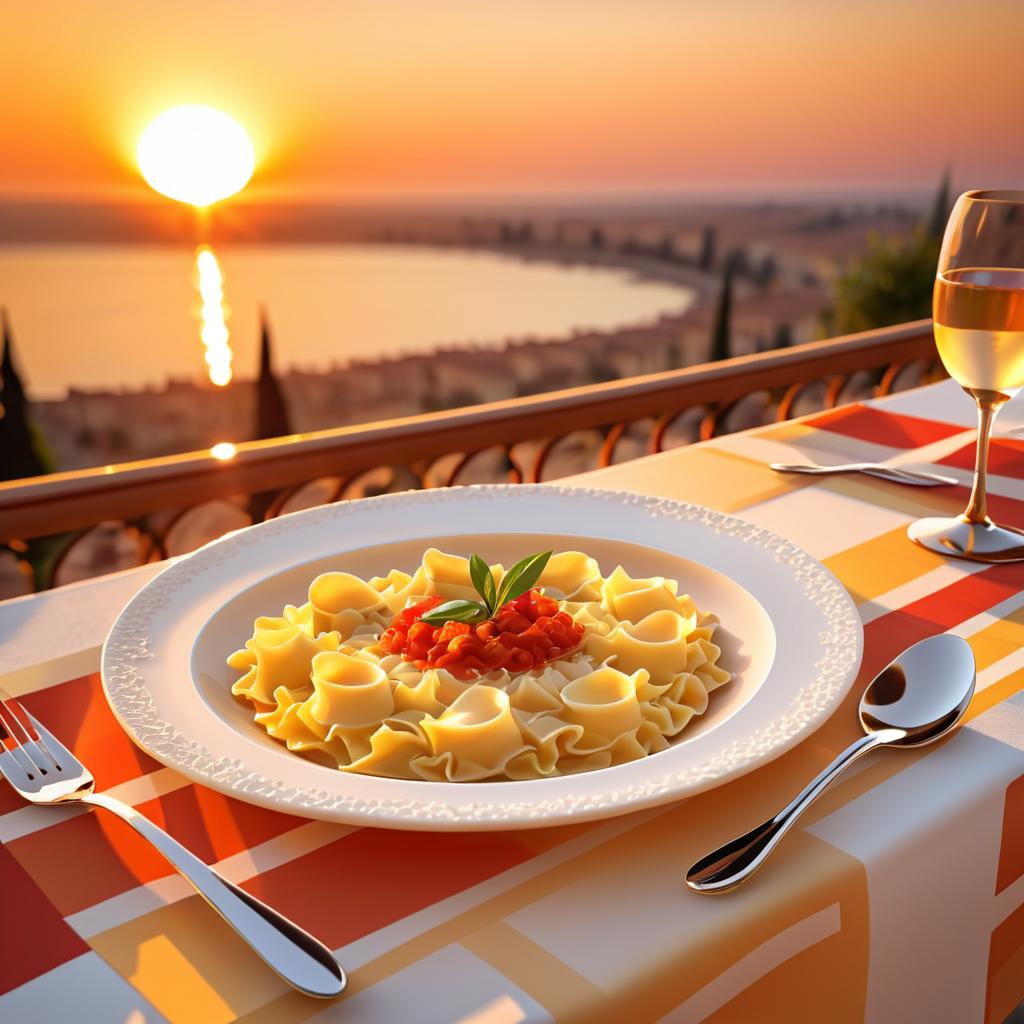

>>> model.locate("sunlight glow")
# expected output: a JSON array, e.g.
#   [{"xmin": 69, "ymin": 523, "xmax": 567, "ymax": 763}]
[
  {"xmin": 210, "ymin": 441, "xmax": 237, "ymax": 460},
  {"xmin": 137, "ymin": 105, "xmax": 255, "ymax": 207},
  {"xmin": 195, "ymin": 246, "xmax": 233, "ymax": 386}
]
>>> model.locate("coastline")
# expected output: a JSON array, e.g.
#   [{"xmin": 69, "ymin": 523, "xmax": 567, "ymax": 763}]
[
  {"xmin": 449, "ymin": 240, "xmax": 721, "ymax": 303},
  {"xmin": 8, "ymin": 240, "xmax": 703, "ymax": 400},
  {"xmin": 24, "ymin": 234, "xmax": 827, "ymax": 472}
]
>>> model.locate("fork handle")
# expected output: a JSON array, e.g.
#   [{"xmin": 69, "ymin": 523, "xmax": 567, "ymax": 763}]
[
  {"xmin": 81, "ymin": 792, "xmax": 345, "ymax": 997},
  {"xmin": 859, "ymin": 466, "xmax": 955, "ymax": 487}
]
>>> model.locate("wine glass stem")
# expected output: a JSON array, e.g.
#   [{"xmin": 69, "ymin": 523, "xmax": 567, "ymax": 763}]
[{"xmin": 964, "ymin": 395, "xmax": 1001, "ymax": 524}]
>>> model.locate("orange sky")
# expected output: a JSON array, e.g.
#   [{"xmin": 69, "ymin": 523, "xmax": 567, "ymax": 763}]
[{"xmin": 4, "ymin": 0, "xmax": 1023, "ymax": 199}]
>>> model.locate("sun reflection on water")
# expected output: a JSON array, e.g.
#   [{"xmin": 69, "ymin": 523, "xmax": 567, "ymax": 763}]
[{"xmin": 195, "ymin": 245, "xmax": 233, "ymax": 386}]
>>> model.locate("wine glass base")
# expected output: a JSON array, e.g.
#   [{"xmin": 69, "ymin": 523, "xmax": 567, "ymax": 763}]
[{"xmin": 907, "ymin": 516, "xmax": 1024, "ymax": 562}]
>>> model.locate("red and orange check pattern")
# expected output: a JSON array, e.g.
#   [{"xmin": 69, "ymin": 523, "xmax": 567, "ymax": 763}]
[{"xmin": 3, "ymin": 386, "xmax": 1024, "ymax": 1023}]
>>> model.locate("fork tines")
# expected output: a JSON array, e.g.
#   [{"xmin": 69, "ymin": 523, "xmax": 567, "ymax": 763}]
[{"xmin": 0, "ymin": 691, "xmax": 62, "ymax": 782}]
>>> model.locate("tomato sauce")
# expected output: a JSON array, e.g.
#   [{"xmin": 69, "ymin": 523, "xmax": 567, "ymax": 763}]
[{"xmin": 379, "ymin": 589, "xmax": 585, "ymax": 680}]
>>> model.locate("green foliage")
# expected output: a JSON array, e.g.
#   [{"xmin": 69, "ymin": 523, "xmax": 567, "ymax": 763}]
[
  {"xmin": 828, "ymin": 171, "xmax": 952, "ymax": 335},
  {"xmin": 829, "ymin": 228, "xmax": 939, "ymax": 335},
  {"xmin": 26, "ymin": 533, "xmax": 72, "ymax": 591}
]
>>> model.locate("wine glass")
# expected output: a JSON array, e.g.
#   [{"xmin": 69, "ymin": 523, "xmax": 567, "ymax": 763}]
[{"xmin": 908, "ymin": 190, "xmax": 1024, "ymax": 561}]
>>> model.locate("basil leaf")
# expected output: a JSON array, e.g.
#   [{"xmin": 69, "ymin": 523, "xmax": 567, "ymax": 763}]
[
  {"xmin": 469, "ymin": 553, "xmax": 497, "ymax": 613},
  {"xmin": 494, "ymin": 550, "xmax": 552, "ymax": 610},
  {"xmin": 482, "ymin": 572, "xmax": 498, "ymax": 613},
  {"xmin": 420, "ymin": 599, "xmax": 490, "ymax": 626}
]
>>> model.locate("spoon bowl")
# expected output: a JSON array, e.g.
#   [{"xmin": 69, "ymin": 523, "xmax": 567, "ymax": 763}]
[
  {"xmin": 859, "ymin": 633, "xmax": 976, "ymax": 744},
  {"xmin": 686, "ymin": 634, "xmax": 976, "ymax": 893}
]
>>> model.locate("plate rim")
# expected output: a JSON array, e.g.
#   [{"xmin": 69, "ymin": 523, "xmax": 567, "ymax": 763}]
[{"xmin": 101, "ymin": 484, "xmax": 863, "ymax": 830}]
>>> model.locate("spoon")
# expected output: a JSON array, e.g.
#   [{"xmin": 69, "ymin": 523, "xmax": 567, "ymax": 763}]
[
  {"xmin": 770, "ymin": 462, "xmax": 958, "ymax": 488},
  {"xmin": 686, "ymin": 634, "xmax": 976, "ymax": 894}
]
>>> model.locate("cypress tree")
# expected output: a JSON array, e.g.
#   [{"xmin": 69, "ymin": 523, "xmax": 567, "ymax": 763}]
[
  {"xmin": 769, "ymin": 322, "xmax": 794, "ymax": 351},
  {"xmin": 709, "ymin": 258, "xmax": 735, "ymax": 362},
  {"xmin": 927, "ymin": 167, "xmax": 952, "ymax": 241},
  {"xmin": 665, "ymin": 339, "xmax": 682, "ymax": 371},
  {"xmin": 698, "ymin": 225, "xmax": 717, "ymax": 271},
  {"xmin": 255, "ymin": 309, "xmax": 292, "ymax": 440},
  {"xmin": 0, "ymin": 309, "xmax": 52, "ymax": 481}
]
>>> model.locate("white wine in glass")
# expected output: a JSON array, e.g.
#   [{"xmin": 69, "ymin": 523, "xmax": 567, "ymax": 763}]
[
  {"xmin": 909, "ymin": 191, "xmax": 1024, "ymax": 561},
  {"xmin": 934, "ymin": 269, "xmax": 1024, "ymax": 395}
]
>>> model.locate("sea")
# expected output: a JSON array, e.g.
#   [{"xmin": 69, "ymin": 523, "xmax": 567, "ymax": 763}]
[{"xmin": 0, "ymin": 243, "xmax": 695, "ymax": 399}]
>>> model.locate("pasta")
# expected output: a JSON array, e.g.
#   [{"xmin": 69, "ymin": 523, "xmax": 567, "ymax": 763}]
[{"xmin": 228, "ymin": 548, "xmax": 731, "ymax": 782}]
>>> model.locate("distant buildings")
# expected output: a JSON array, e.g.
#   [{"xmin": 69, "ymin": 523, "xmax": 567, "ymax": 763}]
[
  {"xmin": 32, "ymin": 285, "xmax": 829, "ymax": 471},
  {"xmin": 20, "ymin": 197, "xmax": 917, "ymax": 473}
]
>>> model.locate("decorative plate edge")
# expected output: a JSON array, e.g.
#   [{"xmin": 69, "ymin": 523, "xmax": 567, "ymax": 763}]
[{"xmin": 102, "ymin": 485, "xmax": 861, "ymax": 823}]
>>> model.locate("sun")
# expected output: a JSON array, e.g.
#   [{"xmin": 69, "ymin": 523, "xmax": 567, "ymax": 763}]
[{"xmin": 137, "ymin": 105, "xmax": 255, "ymax": 207}]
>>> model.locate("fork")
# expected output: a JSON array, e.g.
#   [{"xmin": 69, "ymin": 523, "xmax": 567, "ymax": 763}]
[
  {"xmin": 0, "ymin": 694, "xmax": 345, "ymax": 999},
  {"xmin": 769, "ymin": 461, "xmax": 959, "ymax": 487}
]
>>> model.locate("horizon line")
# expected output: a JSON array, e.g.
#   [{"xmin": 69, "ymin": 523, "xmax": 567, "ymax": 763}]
[{"xmin": 0, "ymin": 181, "xmax": 949, "ymax": 208}]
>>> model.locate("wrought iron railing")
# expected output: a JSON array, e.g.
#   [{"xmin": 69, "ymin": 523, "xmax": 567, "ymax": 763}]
[{"xmin": 0, "ymin": 319, "xmax": 941, "ymax": 597}]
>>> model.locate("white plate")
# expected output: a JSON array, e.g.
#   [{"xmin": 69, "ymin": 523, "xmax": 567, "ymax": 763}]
[{"xmin": 101, "ymin": 485, "xmax": 862, "ymax": 831}]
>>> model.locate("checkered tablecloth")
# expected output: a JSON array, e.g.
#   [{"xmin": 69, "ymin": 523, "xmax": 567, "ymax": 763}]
[{"xmin": 3, "ymin": 377, "xmax": 1024, "ymax": 1024}]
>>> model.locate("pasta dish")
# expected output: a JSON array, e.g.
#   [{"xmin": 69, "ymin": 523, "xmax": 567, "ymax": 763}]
[{"xmin": 228, "ymin": 547, "xmax": 730, "ymax": 782}]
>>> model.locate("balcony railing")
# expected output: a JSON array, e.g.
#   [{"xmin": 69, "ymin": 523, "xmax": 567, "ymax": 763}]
[{"xmin": 0, "ymin": 318, "xmax": 941, "ymax": 597}]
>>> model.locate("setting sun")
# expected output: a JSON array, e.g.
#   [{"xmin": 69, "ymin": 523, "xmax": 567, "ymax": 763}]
[{"xmin": 137, "ymin": 105, "xmax": 255, "ymax": 207}]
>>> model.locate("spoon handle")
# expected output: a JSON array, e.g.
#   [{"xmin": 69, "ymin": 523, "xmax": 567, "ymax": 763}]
[{"xmin": 685, "ymin": 728, "xmax": 905, "ymax": 893}]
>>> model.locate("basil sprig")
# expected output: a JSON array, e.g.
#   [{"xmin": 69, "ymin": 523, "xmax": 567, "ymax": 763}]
[
  {"xmin": 419, "ymin": 599, "xmax": 490, "ymax": 625},
  {"xmin": 420, "ymin": 550, "xmax": 553, "ymax": 627}
]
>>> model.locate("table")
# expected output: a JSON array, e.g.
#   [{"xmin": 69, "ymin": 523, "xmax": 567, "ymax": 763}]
[{"xmin": 3, "ymin": 378, "xmax": 1024, "ymax": 1024}]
